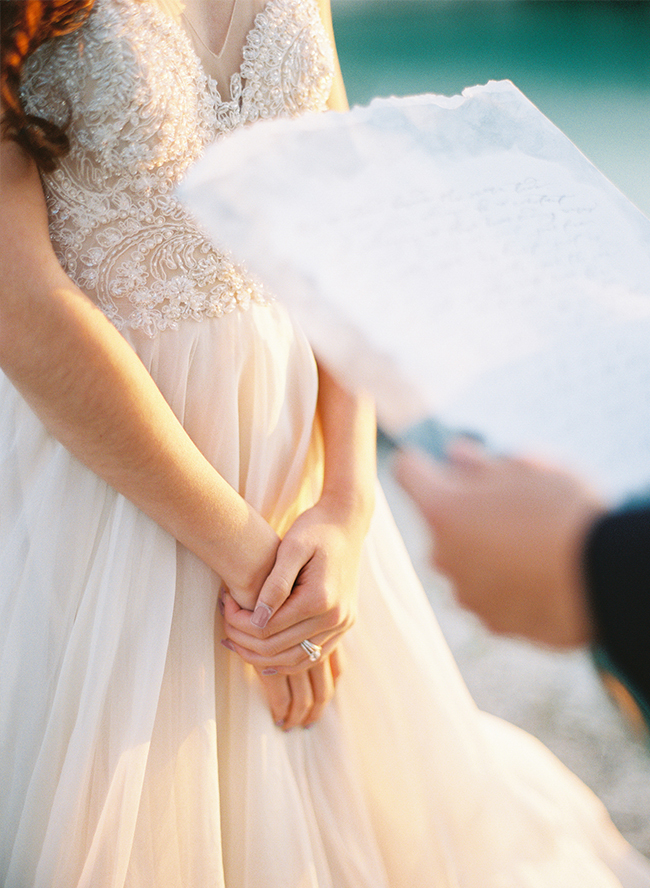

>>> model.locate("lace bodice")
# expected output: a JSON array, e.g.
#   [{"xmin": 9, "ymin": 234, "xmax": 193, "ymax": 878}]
[{"xmin": 21, "ymin": 0, "xmax": 334, "ymax": 335}]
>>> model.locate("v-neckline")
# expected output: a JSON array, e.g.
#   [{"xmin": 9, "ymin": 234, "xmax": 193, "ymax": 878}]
[
  {"xmin": 180, "ymin": 0, "xmax": 239, "ymax": 61},
  {"xmin": 155, "ymin": 0, "xmax": 275, "ymax": 93}
]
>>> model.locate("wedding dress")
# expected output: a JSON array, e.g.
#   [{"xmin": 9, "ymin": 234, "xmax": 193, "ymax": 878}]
[{"xmin": 1, "ymin": 1, "xmax": 649, "ymax": 885}]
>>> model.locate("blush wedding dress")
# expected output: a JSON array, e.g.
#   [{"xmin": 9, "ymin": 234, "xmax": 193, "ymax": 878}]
[{"xmin": 1, "ymin": 1, "xmax": 649, "ymax": 886}]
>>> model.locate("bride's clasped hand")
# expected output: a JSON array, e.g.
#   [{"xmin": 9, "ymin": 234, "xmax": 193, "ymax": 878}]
[
  {"xmin": 219, "ymin": 493, "xmax": 372, "ymax": 728},
  {"xmin": 216, "ymin": 362, "xmax": 377, "ymax": 729}
]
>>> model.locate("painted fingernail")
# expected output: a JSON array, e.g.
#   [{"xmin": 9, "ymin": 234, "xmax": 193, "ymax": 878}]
[
  {"xmin": 262, "ymin": 668, "xmax": 277, "ymax": 675},
  {"xmin": 274, "ymin": 719, "xmax": 285, "ymax": 728},
  {"xmin": 217, "ymin": 595, "xmax": 225, "ymax": 616},
  {"xmin": 221, "ymin": 639, "xmax": 235, "ymax": 652},
  {"xmin": 251, "ymin": 603, "xmax": 273, "ymax": 628}
]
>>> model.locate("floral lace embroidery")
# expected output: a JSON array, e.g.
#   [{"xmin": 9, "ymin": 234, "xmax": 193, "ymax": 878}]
[{"xmin": 21, "ymin": 0, "xmax": 334, "ymax": 335}]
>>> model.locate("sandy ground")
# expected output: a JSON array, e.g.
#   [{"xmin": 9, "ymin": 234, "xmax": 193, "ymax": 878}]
[{"xmin": 377, "ymin": 444, "xmax": 650, "ymax": 856}]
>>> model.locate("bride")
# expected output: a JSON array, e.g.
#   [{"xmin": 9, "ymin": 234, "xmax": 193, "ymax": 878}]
[{"xmin": 1, "ymin": 0, "xmax": 648, "ymax": 885}]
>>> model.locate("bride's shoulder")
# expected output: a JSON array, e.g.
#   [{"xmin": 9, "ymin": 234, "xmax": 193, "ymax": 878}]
[{"xmin": 21, "ymin": 0, "xmax": 209, "ymax": 164}]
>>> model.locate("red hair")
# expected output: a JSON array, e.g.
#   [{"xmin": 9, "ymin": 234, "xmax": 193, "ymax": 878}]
[{"xmin": 1, "ymin": 0, "xmax": 95, "ymax": 170}]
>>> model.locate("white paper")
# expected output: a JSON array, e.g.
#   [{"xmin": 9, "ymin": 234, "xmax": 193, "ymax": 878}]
[{"xmin": 178, "ymin": 81, "xmax": 650, "ymax": 499}]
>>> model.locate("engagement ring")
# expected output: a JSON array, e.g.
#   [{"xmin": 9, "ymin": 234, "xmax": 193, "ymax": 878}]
[{"xmin": 300, "ymin": 639, "xmax": 322, "ymax": 662}]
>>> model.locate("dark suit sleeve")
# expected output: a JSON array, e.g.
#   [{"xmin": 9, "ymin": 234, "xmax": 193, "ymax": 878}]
[{"xmin": 583, "ymin": 505, "xmax": 650, "ymax": 719}]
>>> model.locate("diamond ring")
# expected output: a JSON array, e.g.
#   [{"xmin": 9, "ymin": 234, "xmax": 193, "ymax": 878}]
[{"xmin": 300, "ymin": 639, "xmax": 322, "ymax": 662}]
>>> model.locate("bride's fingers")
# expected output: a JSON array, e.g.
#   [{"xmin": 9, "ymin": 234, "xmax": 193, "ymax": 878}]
[
  {"xmin": 223, "ymin": 618, "xmax": 336, "ymax": 665},
  {"xmin": 221, "ymin": 630, "xmax": 335, "ymax": 674},
  {"xmin": 256, "ymin": 670, "xmax": 292, "ymax": 728},
  {"xmin": 224, "ymin": 587, "xmax": 348, "ymax": 646},
  {"xmin": 222, "ymin": 590, "xmax": 345, "ymax": 662},
  {"xmin": 305, "ymin": 659, "xmax": 334, "ymax": 727},
  {"xmin": 284, "ymin": 671, "xmax": 314, "ymax": 730},
  {"xmin": 248, "ymin": 535, "xmax": 309, "ymax": 630},
  {"xmin": 256, "ymin": 656, "xmax": 340, "ymax": 729},
  {"xmin": 328, "ymin": 645, "xmax": 344, "ymax": 685}
]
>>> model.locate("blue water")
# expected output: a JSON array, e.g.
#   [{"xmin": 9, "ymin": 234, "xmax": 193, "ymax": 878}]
[{"xmin": 332, "ymin": 0, "xmax": 650, "ymax": 215}]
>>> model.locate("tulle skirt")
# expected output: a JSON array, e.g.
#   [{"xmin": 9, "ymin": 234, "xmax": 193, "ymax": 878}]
[{"xmin": 1, "ymin": 301, "xmax": 649, "ymax": 887}]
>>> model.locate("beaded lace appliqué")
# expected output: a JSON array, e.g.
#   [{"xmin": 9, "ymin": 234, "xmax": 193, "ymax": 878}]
[{"xmin": 21, "ymin": 0, "xmax": 334, "ymax": 335}]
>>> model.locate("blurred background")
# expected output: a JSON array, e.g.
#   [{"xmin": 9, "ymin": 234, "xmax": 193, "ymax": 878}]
[
  {"xmin": 331, "ymin": 0, "xmax": 650, "ymax": 854},
  {"xmin": 332, "ymin": 0, "xmax": 650, "ymax": 215}
]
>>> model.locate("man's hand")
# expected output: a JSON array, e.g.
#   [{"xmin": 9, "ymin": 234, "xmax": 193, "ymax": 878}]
[{"xmin": 394, "ymin": 442, "xmax": 606, "ymax": 648}]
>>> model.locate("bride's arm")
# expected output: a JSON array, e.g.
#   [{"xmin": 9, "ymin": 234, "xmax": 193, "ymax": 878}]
[
  {"xmin": 318, "ymin": 0, "xmax": 349, "ymax": 113},
  {"xmin": 0, "ymin": 140, "xmax": 279, "ymax": 606},
  {"xmin": 315, "ymin": 361, "xmax": 377, "ymax": 548}
]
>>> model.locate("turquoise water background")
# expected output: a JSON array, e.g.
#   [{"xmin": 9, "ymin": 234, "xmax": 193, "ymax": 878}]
[{"xmin": 332, "ymin": 0, "xmax": 650, "ymax": 215}]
